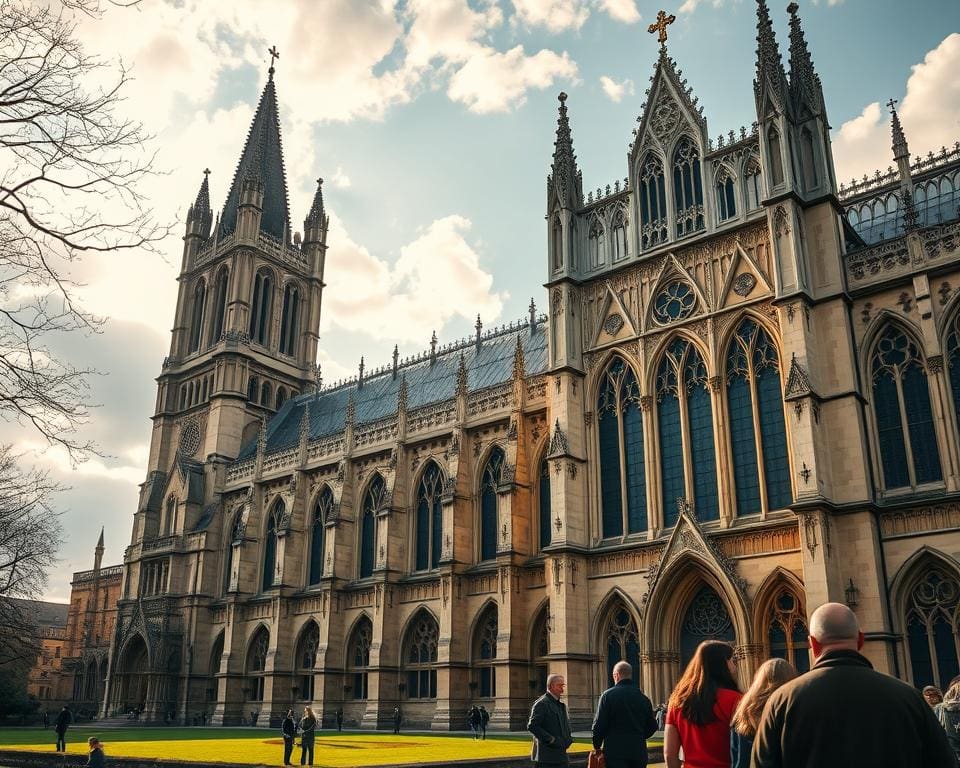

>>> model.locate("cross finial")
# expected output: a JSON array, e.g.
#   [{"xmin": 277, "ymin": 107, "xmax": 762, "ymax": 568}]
[
  {"xmin": 203, "ymin": 168, "xmax": 211, "ymax": 177},
  {"xmin": 647, "ymin": 9, "xmax": 676, "ymax": 47},
  {"xmin": 886, "ymin": 98, "xmax": 898, "ymax": 113},
  {"xmin": 268, "ymin": 45, "xmax": 280, "ymax": 76}
]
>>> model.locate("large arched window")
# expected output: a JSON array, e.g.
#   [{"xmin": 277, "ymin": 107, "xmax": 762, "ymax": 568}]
[
  {"xmin": 726, "ymin": 319, "xmax": 791, "ymax": 515},
  {"xmin": 588, "ymin": 217, "xmax": 605, "ymax": 270},
  {"xmin": 246, "ymin": 627, "xmax": 269, "ymax": 702},
  {"xmin": 347, "ymin": 617, "xmax": 372, "ymax": 700},
  {"xmin": 473, "ymin": 605, "xmax": 498, "ymax": 698},
  {"xmin": 765, "ymin": 587, "xmax": 810, "ymax": 674},
  {"xmin": 479, "ymin": 447, "xmax": 504, "ymax": 562},
  {"xmin": 189, "ymin": 279, "xmax": 206, "ymax": 353},
  {"xmin": 680, "ymin": 585, "xmax": 735, "ymax": 669},
  {"xmin": 296, "ymin": 622, "xmax": 319, "ymax": 702},
  {"xmin": 716, "ymin": 167, "xmax": 736, "ymax": 221},
  {"xmin": 224, "ymin": 512, "xmax": 244, "ymax": 595},
  {"xmin": 415, "ymin": 463, "xmax": 444, "ymax": 571},
  {"xmin": 657, "ymin": 339, "xmax": 719, "ymax": 525},
  {"xmin": 309, "ymin": 488, "xmax": 332, "ymax": 586},
  {"xmin": 210, "ymin": 267, "xmax": 229, "ymax": 343},
  {"xmin": 278, "ymin": 283, "xmax": 300, "ymax": 357},
  {"xmin": 262, "ymin": 500, "xmax": 283, "ymax": 591},
  {"xmin": 611, "ymin": 207, "xmax": 629, "ymax": 261},
  {"xmin": 673, "ymin": 138, "xmax": 704, "ymax": 237},
  {"xmin": 538, "ymin": 455, "xmax": 552, "ymax": 551},
  {"xmin": 639, "ymin": 153, "xmax": 667, "ymax": 249},
  {"xmin": 597, "ymin": 357, "xmax": 647, "ymax": 537},
  {"xmin": 744, "ymin": 160, "xmax": 762, "ymax": 211},
  {"xmin": 359, "ymin": 476, "xmax": 385, "ymax": 579},
  {"xmin": 249, "ymin": 269, "xmax": 274, "ymax": 346},
  {"xmin": 403, "ymin": 611, "xmax": 439, "ymax": 699},
  {"xmin": 603, "ymin": 601, "xmax": 640, "ymax": 684},
  {"xmin": 870, "ymin": 324, "xmax": 942, "ymax": 490},
  {"xmin": 906, "ymin": 566, "xmax": 960, "ymax": 690}
]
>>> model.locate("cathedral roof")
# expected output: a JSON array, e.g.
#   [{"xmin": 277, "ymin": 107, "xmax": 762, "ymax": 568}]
[
  {"xmin": 218, "ymin": 71, "xmax": 291, "ymax": 242},
  {"xmin": 238, "ymin": 322, "xmax": 549, "ymax": 459}
]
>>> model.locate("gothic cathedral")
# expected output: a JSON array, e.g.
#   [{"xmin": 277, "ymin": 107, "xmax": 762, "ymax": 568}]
[{"xmin": 104, "ymin": 2, "xmax": 960, "ymax": 729}]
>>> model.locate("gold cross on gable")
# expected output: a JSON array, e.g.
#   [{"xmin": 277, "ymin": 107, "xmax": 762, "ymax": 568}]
[
  {"xmin": 268, "ymin": 45, "xmax": 280, "ymax": 69},
  {"xmin": 648, "ymin": 10, "xmax": 676, "ymax": 47}
]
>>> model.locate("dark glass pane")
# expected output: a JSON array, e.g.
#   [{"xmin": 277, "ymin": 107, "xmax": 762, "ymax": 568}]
[
  {"xmin": 416, "ymin": 495, "xmax": 430, "ymax": 571},
  {"xmin": 757, "ymin": 367, "xmax": 792, "ymax": 509},
  {"xmin": 308, "ymin": 515, "xmax": 323, "ymax": 585},
  {"xmin": 908, "ymin": 616, "xmax": 934, "ymax": 689},
  {"xmin": 659, "ymin": 393, "xmax": 685, "ymax": 527},
  {"xmin": 481, "ymin": 486, "xmax": 497, "ymax": 561},
  {"xmin": 687, "ymin": 383, "xmax": 719, "ymax": 521},
  {"xmin": 599, "ymin": 410, "xmax": 624, "ymax": 538},
  {"xmin": 407, "ymin": 671, "xmax": 418, "ymax": 698},
  {"xmin": 933, "ymin": 614, "xmax": 960, "ymax": 689},
  {"xmin": 431, "ymin": 494, "xmax": 442, "ymax": 569},
  {"xmin": 728, "ymin": 376, "xmax": 761, "ymax": 515},
  {"xmin": 539, "ymin": 459, "xmax": 552, "ymax": 549},
  {"xmin": 873, "ymin": 374, "xmax": 910, "ymax": 489},
  {"xmin": 902, "ymin": 364, "xmax": 942, "ymax": 483},
  {"xmin": 680, "ymin": 586, "xmax": 734, "ymax": 669},
  {"xmin": 360, "ymin": 510, "xmax": 375, "ymax": 578},
  {"xmin": 262, "ymin": 515, "xmax": 277, "ymax": 591},
  {"xmin": 623, "ymin": 402, "xmax": 647, "ymax": 533}
]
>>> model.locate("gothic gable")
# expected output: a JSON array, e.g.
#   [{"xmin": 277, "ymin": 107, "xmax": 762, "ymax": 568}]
[
  {"xmin": 719, "ymin": 243, "xmax": 773, "ymax": 308},
  {"xmin": 589, "ymin": 282, "xmax": 639, "ymax": 349},
  {"xmin": 646, "ymin": 253, "xmax": 709, "ymax": 327}
]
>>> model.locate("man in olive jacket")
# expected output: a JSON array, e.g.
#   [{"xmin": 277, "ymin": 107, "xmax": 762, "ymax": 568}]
[
  {"xmin": 592, "ymin": 661, "xmax": 659, "ymax": 768},
  {"xmin": 528, "ymin": 674, "xmax": 573, "ymax": 766},
  {"xmin": 752, "ymin": 602, "xmax": 956, "ymax": 768}
]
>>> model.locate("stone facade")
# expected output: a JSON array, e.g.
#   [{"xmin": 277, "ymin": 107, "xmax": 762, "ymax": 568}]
[
  {"xmin": 105, "ymin": 3, "xmax": 960, "ymax": 730},
  {"xmin": 13, "ymin": 599, "xmax": 68, "ymax": 708}
]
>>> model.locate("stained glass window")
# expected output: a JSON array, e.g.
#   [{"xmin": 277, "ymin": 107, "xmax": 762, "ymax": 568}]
[
  {"xmin": 210, "ymin": 268, "xmax": 229, "ymax": 344},
  {"xmin": 639, "ymin": 154, "xmax": 667, "ymax": 249},
  {"xmin": 945, "ymin": 312, "xmax": 960, "ymax": 454},
  {"xmin": 262, "ymin": 500, "xmax": 283, "ymax": 591},
  {"xmin": 870, "ymin": 325, "xmax": 942, "ymax": 490},
  {"xmin": 404, "ymin": 612, "xmax": 439, "ymax": 699},
  {"xmin": 247, "ymin": 627, "xmax": 269, "ymax": 701},
  {"xmin": 348, "ymin": 618, "xmax": 372, "ymax": 699},
  {"xmin": 474, "ymin": 606, "xmax": 498, "ymax": 698},
  {"xmin": 309, "ymin": 488, "xmax": 332, "ymax": 585},
  {"xmin": 612, "ymin": 208, "xmax": 629, "ymax": 261},
  {"xmin": 278, "ymin": 283, "xmax": 300, "ymax": 356},
  {"xmin": 906, "ymin": 567, "xmax": 960, "ymax": 690},
  {"xmin": 653, "ymin": 282, "xmax": 696, "ymax": 324},
  {"xmin": 597, "ymin": 358, "xmax": 647, "ymax": 537},
  {"xmin": 673, "ymin": 138, "xmax": 705, "ymax": 237},
  {"xmin": 360, "ymin": 476, "xmax": 386, "ymax": 578},
  {"xmin": 416, "ymin": 463, "xmax": 444, "ymax": 571},
  {"xmin": 538, "ymin": 456, "xmax": 552, "ymax": 550},
  {"xmin": 766, "ymin": 589, "xmax": 810, "ymax": 673},
  {"xmin": 296, "ymin": 622, "xmax": 319, "ymax": 701},
  {"xmin": 716, "ymin": 168, "xmax": 736, "ymax": 221},
  {"xmin": 249, "ymin": 270, "xmax": 274, "ymax": 346},
  {"xmin": 480, "ymin": 448, "xmax": 504, "ymax": 561},
  {"xmin": 604, "ymin": 604, "xmax": 640, "ymax": 683},
  {"xmin": 680, "ymin": 586, "xmax": 735, "ymax": 669}
]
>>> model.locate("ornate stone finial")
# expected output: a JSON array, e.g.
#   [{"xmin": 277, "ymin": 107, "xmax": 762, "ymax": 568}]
[
  {"xmin": 754, "ymin": 0, "xmax": 788, "ymax": 106},
  {"xmin": 267, "ymin": 44, "xmax": 280, "ymax": 78},
  {"xmin": 398, "ymin": 374, "xmax": 408, "ymax": 413},
  {"xmin": 647, "ymin": 9, "xmax": 676, "ymax": 47},
  {"xmin": 512, "ymin": 334, "xmax": 525, "ymax": 380},
  {"xmin": 392, "ymin": 345, "xmax": 399, "ymax": 379},
  {"xmin": 548, "ymin": 419, "xmax": 569, "ymax": 457},
  {"xmin": 314, "ymin": 363, "xmax": 323, "ymax": 397},
  {"xmin": 456, "ymin": 352, "xmax": 468, "ymax": 397},
  {"xmin": 345, "ymin": 392, "xmax": 356, "ymax": 425},
  {"xmin": 430, "ymin": 330, "xmax": 438, "ymax": 364},
  {"xmin": 528, "ymin": 298, "xmax": 537, "ymax": 330},
  {"xmin": 257, "ymin": 413, "xmax": 268, "ymax": 457},
  {"xmin": 475, "ymin": 315, "xmax": 483, "ymax": 348},
  {"xmin": 358, "ymin": 356, "xmax": 365, "ymax": 388},
  {"xmin": 550, "ymin": 90, "xmax": 581, "ymax": 209}
]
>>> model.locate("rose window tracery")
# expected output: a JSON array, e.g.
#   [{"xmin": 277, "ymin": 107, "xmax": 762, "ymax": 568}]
[{"xmin": 653, "ymin": 281, "xmax": 696, "ymax": 324}]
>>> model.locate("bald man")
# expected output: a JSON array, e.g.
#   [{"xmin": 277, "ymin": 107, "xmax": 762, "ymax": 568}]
[
  {"xmin": 592, "ymin": 661, "xmax": 658, "ymax": 768},
  {"xmin": 751, "ymin": 602, "xmax": 955, "ymax": 768}
]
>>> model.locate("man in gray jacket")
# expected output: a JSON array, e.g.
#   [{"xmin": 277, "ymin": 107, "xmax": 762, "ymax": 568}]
[{"xmin": 528, "ymin": 674, "xmax": 573, "ymax": 766}]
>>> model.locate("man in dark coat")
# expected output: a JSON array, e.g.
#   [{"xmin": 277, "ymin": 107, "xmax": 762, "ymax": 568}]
[
  {"xmin": 752, "ymin": 602, "xmax": 956, "ymax": 768},
  {"xmin": 281, "ymin": 709, "xmax": 297, "ymax": 765},
  {"xmin": 54, "ymin": 706, "xmax": 72, "ymax": 752},
  {"xmin": 527, "ymin": 674, "xmax": 573, "ymax": 766},
  {"xmin": 393, "ymin": 706, "xmax": 402, "ymax": 734},
  {"xmin": 592, "ymin": 660, "xmax": 659, "ymax": 768},
  {"xmin": 335, "ymin": 708, "xmax": 343, "ymax": 732}
]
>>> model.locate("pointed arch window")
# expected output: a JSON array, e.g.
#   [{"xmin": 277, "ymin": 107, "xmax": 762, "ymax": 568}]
[
  {"xmin": 249, "ymin": 270, "xmax": 274, "ymax": 346},
  {"xmin": 597, "ymin": 358, "xmax": 647, "ymax": 538},
  {"xmin": 726, "ymin": 319, "xmax": 792, "ymax": 515},
  {"xmin": 538, "ymin": 455, "xmax": 552, "ymax": 550},
  {"xmin": 247, "ymin": 376, "xmax": 258, "ymax": 403},
  {"xmin": 189, "ymin": 279, "xmax": 206, "ymax": 353},
  {"xmin": 276, "ymin": 387, "xmax": 287, "ymax": 410},
  {"xmin": 278, "ymin": 283, "xmax": 300, "ymax": 357},
  {"xmin": 296, "ymin": 622, "xmax": 319, "ymax": 701},
  {"xmin": 611, "ymin": 207, "xmax": 629, "ymax": 261},
  {"xmin": 656, "ymin": 339, "xmax": 719, "ymax": 525},
  {"xmin": 639, "ymin": 154, "xmax": 667, "ymax": 249},
  {"xmin": 211, "ymin": 268, "xmax": 229, "ymax": 344},
  {"xmin": 766, "ymin": 588, "xmax": 810, "ymax": 673},
  {"xmin": 347, "ymin": 618, "xmax": 372, "ymax": 699},
  {"xmin": 246, "ymin": 628, "xmax": 269, "ymax": 702},
  {"xmin": 870, "ymin": 325, "xmax": 942, "ymax": 490},
  {"xmin": 767, "ymin": 127, "xmax": 785, "ymax": 188},
  {"xmin": 262, "ymin": 500, "xmax": 283, "ymax": 591},
  {"xmin": 403, "ymin": 612, "xmax": 439, "ymax": 699},
  {"xmin": 415, "ymin": 463, "xmax": 444, "ymax": 571},
  {"xmin": 479, "ymin": 447, "xmax": 504, "ymax": 562},
  {"xmin": 945, "ymin": 311, "xmax": 960, "ymax": 452},
  {"xmin": 680, "ymin": 585, "xmax": 735, "ymax": 669},
  {"xmin": 224, "ymin": 512, "xmax": 244, "ymax": 595},
  {"xmin": 673, "ymin": 138, "xmax": 705, "ymax": 237},
  {"xmin": 532, "ymin": 606, "xmax": 550, "ymax": 692},
  {"xmin": 588, "ymin": 217, "xmax": 605, "ymax": 270},
  {"xmin": 906, "ymin": 566, "xmax": 960, "ymax": 690},
  {"xmin": 604, "ymin": 603, "xmax": 640, "ymax": 683},
  {"xmin": 309, "ymin": 488, "xmax": 332, "ymax": 586},
  {"xmin": 473, "ymin": 605, "xmax": 498, "ymax": 698},
  {"xmin": 261, "ymin": 381, "xmax": 271, "ymax": 407},
  {"xmin": 716, "ymin": 167, "xmax": 737, "ymax": 221},
  {"xmin": 359, "ymin": 476, "xmax": 385, "ymax": 579}
]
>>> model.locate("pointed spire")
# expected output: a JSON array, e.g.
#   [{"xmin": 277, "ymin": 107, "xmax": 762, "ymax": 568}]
[
  {"xmin": 194, "ymin": 169, "xmax": 211, "ymax": 213},
  {"xmin": 398, "ymin": 374, "xmax": 408, "ymax": 413},
  {"xmin": 392, "ymin": 345, "xmax": 399, "ymax": 379},
  {"xmin": 358, "ymin": 356, "xmax": 365, "ymax": 388},
  {"xmin": 456, "ymin": 352, "xmax": 468, "ymax": 398},
  {"xmin": 96, "ymin": 527, "xmax": 105, "ymax": 550},
  {"xmin": 786, "ymin": 2, "xmax": 824, "ymax": 114},
  {"xmin": 430, "ymin": 331, "xmax": 438, "ymax": 365},
  {"xmin": 475, "ymin": 315, "xmax": 483, "ymax": 349},
  {"xmin": 549, "ymin": 92, "xmax": 582, "ymax": 209},
  {"xmin": 305, "ymin": 177, "xmax": 326, "ymax": 232},
  {"xmin": 753, "ymin": 0, "xmax": 789, "ymax": 109},
  {"xmin": 218, "ymin": 69, "xmax": 291, "ymax": 242},
  {"xmin": 528, "ymin": 298, "xmax": 537, "ymax": 331},
  {"xmin": 888, "ymin": 98, "xmax": 910, "ymax": 163},
  {"xmin": 187, "ymin": 168, "xmax": 213, "ymax": 239}
]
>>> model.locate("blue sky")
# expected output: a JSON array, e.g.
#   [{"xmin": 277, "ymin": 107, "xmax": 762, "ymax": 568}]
[{"xmin": 21, "ymin": 0, "xmax": 960, "ymax": 600}]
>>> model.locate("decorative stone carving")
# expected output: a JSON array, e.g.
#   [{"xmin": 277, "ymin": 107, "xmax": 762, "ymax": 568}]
[
  {"xmin": 603, "ymin": 313, "xmax": 625, "ymax": 336},
  {"xmin": 732, "ymin": 273, "xmax": 756, "ymax": 297},
  {"xmin": 773, "ymin": 205, "xmax": 790, "ymax": 237},
  {"xmin": 177, "ymin": 419, "xmax": 202, "ymax": 458}
]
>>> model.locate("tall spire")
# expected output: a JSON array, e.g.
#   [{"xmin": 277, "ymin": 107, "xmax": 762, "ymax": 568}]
[
  {"xmin": 187, "ymin": 168, "xmax": 213, "ymax": 239},
  {"xmin": 218, "ymin": 66, "xmax": 291, "ymax": 242},
  {"xmin": 548, "ymin": 92, "xmax": 582, "ymax": 210},
  {"xmin": 305, "ymin": 177, "xmax": 326, "ymax": 230},
  {"xmin": 889, "ymin": 99, "xmax": 910, "ymax": 163},
  {"xmin": 753, "ymin": 0, "xmax": 789, "ymax": 111},
  {"xmin": 786, "ymin": 2, "xmax": 824, "ymax": 114}
]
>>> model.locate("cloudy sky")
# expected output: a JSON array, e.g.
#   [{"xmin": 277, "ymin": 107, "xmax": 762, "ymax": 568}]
[{"xmin": 21, "ymin": 0, "xmax": 960, "ymax": 601}]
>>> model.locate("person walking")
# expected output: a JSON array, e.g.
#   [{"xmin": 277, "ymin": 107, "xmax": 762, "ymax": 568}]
[
  {"xmin": 335, "ymin": 708, "xmax": 343, "ymax": 732},
  {"xmin": 527, "ymin": 674, "xmax": 573, "ymax": 767},
  {"xmin": 654, "ymin": 704, "xmax": 666, "ymax": 732},
  {"xmin": 299, "ymin": 706, "xmax": 317, "ymax": 766},
  {"xmin": 938, "ymin": 680, "xmax": 960, "ymax": 764},
  {"xmin": 42, "ymin": 711, "xmax": 49, "ymax": 729},
  {"xmin": 281, "ymin": 709, "xmax": 297, "ymax": 765},
  {"xmin": 752, "ymin": 602, "xmax": 955, "ymax": 768},
  {"xmin": 729, "ymin": 658, "xmax": 796, "ymax": 768},
  {"xmin": 54, "ymin": 706, "xmax": 72, "ymax": 753},
  {"xmin": 393, "ymin": 706, "xmax": 402, "ymax": 735},
  {"xmin": 664, "ymin": 640, "xmax": 741, "ymax": 768},
  {"xmin": 469, "ymin": 706, "xmax": 482, "ymax": 740},
  {"xmin": 85, "ymin": 737, "xmax": 106, "ymax": 768},
  {"xmin": 591, "ymin": 660, "xmax": 659, "ymax": 768},
  {"xmin": 479, "ymin": 706, "xmax": 489, "ymax": 739}
]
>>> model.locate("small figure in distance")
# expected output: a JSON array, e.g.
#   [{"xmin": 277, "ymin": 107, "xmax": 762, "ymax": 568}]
[
  {"xmin": 752, "ymin": 602, "xmax": 955, "ymax": 768},
  {"xmin": 591, "ymin": 660, "xmax": 659, "ymax": 768},
  {"xmin": 85, "ymin": 736, "xmax": 105, "ymax": 768},
  {"xmin": 469, "ymin": 705, "xmax": 482, "ymax": 740},
  {"xmin": 729, "ymin": 658, "xmax": 796, "ymax": 768},
  {"xmin": 393, "ymin": 706, "xmax": 402, "ymax": 735},
  {"xmin": 54, "ymin": 705, "xmax": 72, "ymax": 753},
  {"xmin": 527, "ymin": 674, "xmax": 573, "ymax": 767},
  {"xmin": 281, "ymin": 708, "xmax": 296, "ymax": 765},
  {"xmin": 479, "ymin": 705, "xmax": 490, "ymax": 740},
  {"xmin": 335, "ymin": 707, "xmax": 343, "ymax": 732},
  {"xmin": 654, "ymin": 703, "xmax": 666, "ymax": 732}
]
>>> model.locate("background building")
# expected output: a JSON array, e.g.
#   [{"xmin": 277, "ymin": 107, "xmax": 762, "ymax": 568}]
[
  {"xmin": 12, "ymin": 599, "xmax": 68, "ymax": 708},
  {"xmin": 104, "ymin": 2, "xmax": 960, "ymax": 729}
]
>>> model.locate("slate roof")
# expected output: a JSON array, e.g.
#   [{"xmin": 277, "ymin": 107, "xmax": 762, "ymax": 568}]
[
  {"xmin": 10, "ymin": 598, "xmax": 68, "ymax": 628},
  {"xmin": 238, "ymin": 323, "xmax": 549, "ymax": 460}
]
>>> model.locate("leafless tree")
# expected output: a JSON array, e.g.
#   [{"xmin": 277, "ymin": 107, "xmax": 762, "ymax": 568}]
[{"xmin": 0, "ymin": 0, "xmax": 167, "ymax": 460}]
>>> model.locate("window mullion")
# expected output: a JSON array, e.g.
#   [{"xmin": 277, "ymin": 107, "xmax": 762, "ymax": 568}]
[
  {"xmin": 618, "ymin": 397, "xmax": 629, "ymax": 537},
  {"xmin": 896, "ymin": 373, "xmax": 918, "ymax": 488},
  {"xmin": 928, "ymin": 619, "xmax": 942, "ymax": 689}
]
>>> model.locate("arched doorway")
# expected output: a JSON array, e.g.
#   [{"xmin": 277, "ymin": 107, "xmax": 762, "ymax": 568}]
[
  {"xmin": 119, "ymin": 635, "xmax": 149, "ymax": 713},
  {"xmin": 679, "ymin": 584, "xmax": 736, "ymax": 670}
]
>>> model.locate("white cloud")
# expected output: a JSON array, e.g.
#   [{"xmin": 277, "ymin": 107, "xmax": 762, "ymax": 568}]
[
  {"xmin": 832, "ymin": 33, "xmax": 960, "ymax": 185},
  {"xmin": 404, "ymin": 0, "xmax": 503, "ymax": 68},
  {"xmin": 598, "ymin": 0, "xmax": 641, "ymax": 23},
  {"xmin": 600, "ymin": 75, "xmax": 634, "ymax": 103},
  {"xmin": 678, "ymin": 0, "xmax": 724, "ymax": 14},
  {"xmin": 322, "ymin": 213, "xmax": 507, "ymax": 344},
  {"xmin": 511, "ymin": 0, "xmax": 589, "ymax": 33},
  {"xmin": 448, "ymin": 46, "xmax": 578, "ymax": 114},
  {"xmin": 329, "ymin": 166, "xmax": 353, "ymax": 189}
]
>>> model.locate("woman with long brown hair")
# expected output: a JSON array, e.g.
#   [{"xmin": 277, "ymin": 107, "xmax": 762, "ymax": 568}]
[
  {"xmin": 664, "ymin": 640, "xmax": 742, "ymax": 768},
  {"xmin": 729, "ymin": 658, "xmax": 797, "ymax": 768}
]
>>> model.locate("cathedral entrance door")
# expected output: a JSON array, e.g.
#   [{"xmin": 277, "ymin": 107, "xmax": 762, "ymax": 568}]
[
  {"xmin": 119, "ymin": 635, "xmax": 149, "ymax": 713},
  {"xmin": 679, "ymin": 585, "xmax": 735, "ymax": 670}
]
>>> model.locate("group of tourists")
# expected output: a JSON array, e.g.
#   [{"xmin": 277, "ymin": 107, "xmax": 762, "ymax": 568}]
[
  {"xmin": 527, "ymin": 602, "xmax": 959, "ymax": 768},
  {"xmin": 280, "ymin": 706, "xmax": 318, "ymax": 766},
  {"xmin": 468, "ymin": 704, "xmax": 491, "ymax": 739}
]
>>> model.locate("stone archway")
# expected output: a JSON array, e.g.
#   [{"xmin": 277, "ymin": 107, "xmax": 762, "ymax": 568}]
[{"xmin": 116, "ymin": 635, "xmax": 150, "ymax": 716}]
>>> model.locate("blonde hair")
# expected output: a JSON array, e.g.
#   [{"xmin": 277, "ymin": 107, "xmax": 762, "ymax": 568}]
[
  {"xmin": 731, "ymin": 658, "xmax": 797, "ymax": 738},
  {"xmin": 304, "ymin": 706, "xmax": 316, "ymax": 719},
  {"xmin": 944, "ymin": 681, "xmax": 960, "ymax": 705}
]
